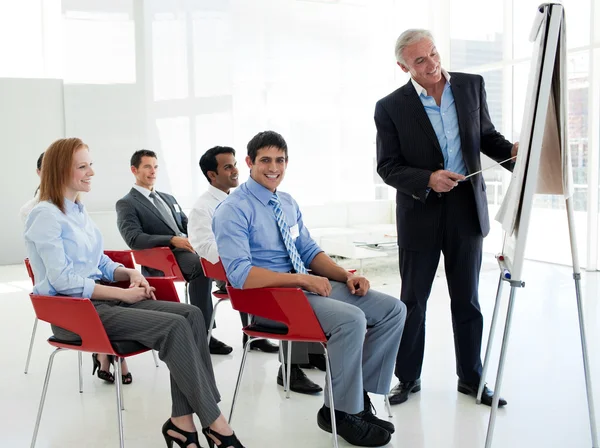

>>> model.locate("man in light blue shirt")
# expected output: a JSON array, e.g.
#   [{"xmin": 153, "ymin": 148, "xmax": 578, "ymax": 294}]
[{"xmin": 213, "ymin": 131, "xmax": 407, "ymax": 447}]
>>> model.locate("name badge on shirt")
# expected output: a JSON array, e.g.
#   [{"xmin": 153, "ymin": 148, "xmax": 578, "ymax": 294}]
[
  {"xmin": 173, "ymin": 203, "xmax": 182, "ymax": 213},
  {"xmin": 289, "ymin": 224, "xmax": 300, "ymax": 240}
]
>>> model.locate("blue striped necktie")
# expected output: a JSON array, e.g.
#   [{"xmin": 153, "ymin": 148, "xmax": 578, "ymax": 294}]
[{"xmin": 268, "ymin": 193, "xmax": 308, "ymax": 274}]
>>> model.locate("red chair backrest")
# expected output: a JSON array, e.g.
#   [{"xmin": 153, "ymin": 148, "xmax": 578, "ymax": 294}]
[
  {"xmin": 24, "ymin": 258, "xmax": 35, "ymax": 285},
  {"xmin": 226, "ymin": 286, "xmax": 326, "ymax": 342},
  {"xmin": 147, "ymin": 277, "xmax": 181, "ymax": 303},
  {"xmin": 30, "ymin": 294, "xmax": 115, "ymax": 354},
  {"xmin": 200, "ymin": 258, "xmax": 228, "ymax": 282},
  {"xmin": 103, "ymin": 250, "xmax": 136, "ymax": 269},
  {"xmin": 131, "ymin": 248, "xmax": 185, "ymax": 281}
]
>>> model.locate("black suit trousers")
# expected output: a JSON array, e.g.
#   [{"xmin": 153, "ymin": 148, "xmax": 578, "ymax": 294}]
[
  {"xmin": 142, "ymin": 248, "xmax": 214, "ymax": 331},
  {"xmin": 395, "ymin": 182, "xmax": 484, "ymax": 384}
]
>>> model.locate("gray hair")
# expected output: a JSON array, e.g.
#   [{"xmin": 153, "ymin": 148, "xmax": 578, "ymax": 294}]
[{"xmin": 395, "ymin": 29, "xmax": 435, "ymax": 65}]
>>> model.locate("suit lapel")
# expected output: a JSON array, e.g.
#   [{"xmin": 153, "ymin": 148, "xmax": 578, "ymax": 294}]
[
  {"xmin": 403, "ymin": 81, "xmax": 442, "ymax": 153},
  {"xmin": 130, "ymin": 188, "xmax": 175, "ymax": 231}
]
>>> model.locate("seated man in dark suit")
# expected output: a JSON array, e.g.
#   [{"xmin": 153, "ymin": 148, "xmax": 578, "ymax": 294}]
[{"xmin": 116, "ymin": 149, "xmax": 232, "ymax": 355}]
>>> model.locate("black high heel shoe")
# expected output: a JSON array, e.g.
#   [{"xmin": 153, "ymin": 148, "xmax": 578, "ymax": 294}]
[
  {"xmin": 108, "ymin": 355, "xmax": 133, "ymax": 385},
  {"xmin": 202, "ymin": 427, "xmax": 245, "ymax": 448},
  {"xmin": 162, "ymin": 419, "xmax": 202, "ymax": 448},
  {"xmin": 91, "ymin": 353, "xmax": 114, "ymax": 383}
]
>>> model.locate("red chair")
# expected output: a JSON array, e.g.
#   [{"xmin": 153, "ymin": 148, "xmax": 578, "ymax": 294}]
[
  {"xmin": 226, "ymin": 285, "xmax": 339, "ymax": 448},
  {"xmin": 29, "ymin": 275, "xmax": 179, "ymax": 448},
  {"xmin": 131, "ymin": 247, "xmax": 189, "ymax": 304},
  {"xmin": 200, "ymin": 258, "xmax": 231, "ymax": 343},
  {"xmin": 24, "ymin": 251, "xmax": 141, "ymax": 374},
  {"xmin": 103, "ymin": 250, "xmax": 136, "ymax": 269}
]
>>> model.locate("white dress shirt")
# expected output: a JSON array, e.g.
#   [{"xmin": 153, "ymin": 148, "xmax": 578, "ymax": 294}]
[{"xmin": 188, "ymin": 185, "xmax": 229, "ymax": 264}]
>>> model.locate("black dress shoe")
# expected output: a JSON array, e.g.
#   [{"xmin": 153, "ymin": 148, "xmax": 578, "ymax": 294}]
[
  {"xmin": 457, "ymin": 380, "xmax": 507, "ymax": 407},
  {"xmin": 277, "ymin": 364, "xmax": 322, "ymax": 394},
  {"xmin": 249, "ymin": 339, "xmax": 279, "ymax": 353},
  {"xmin": 298, "ymin": 353, "xmax": 327, "ymax": 372},
  {"xmin": 209, "ymin": 337, "xmax": 233, "ymax": 355},
  {"xmin": 317, "ymin": 405, "xmax": 391, "ymax": 447},
  {"xmin": 358, "ymin": 391, "xmax": 395, "ymax": 434},
  {"xmin": 388, "ymin": 379, "xmax": 421, "ymax": 405}
]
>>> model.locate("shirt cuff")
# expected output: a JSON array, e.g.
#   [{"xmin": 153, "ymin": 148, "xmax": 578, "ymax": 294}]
[
  {"xmin": 105, "ymin": 262, "xmax": 124, "ymax": 282},
  {"xmin": 82, "ymin": 278, "xmax": 97, "ymax": 299}
]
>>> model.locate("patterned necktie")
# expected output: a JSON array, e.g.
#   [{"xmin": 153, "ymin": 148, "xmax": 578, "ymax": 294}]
[
  {"xmin": 268, "ymin": 193, "xmax": 308, "ymax": 274},
  {"xmin": 149, "ymin": 192, "xmax": 180, "ymax": 234}
]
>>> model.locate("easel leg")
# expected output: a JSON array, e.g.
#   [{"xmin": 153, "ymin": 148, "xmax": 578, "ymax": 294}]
[
  {"xmin": 477, "ymin": 274, "xmax": 505, "ymax": 404},
  {"xmin": 485, "ymin": 285, "xmax": 518, "ymax": 448},
  {"xmin": 574, "ymin": 273, "xmax": 599, "ymax": 448},
  {"xmin": 566, "ymin": 195, "xmax": 599, "ymax": 448}
]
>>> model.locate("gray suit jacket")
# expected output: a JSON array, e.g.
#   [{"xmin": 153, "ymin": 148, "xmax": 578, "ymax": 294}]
[{"xmin": 116, "ymin": 188, "xmax": 188, "ymax": 250}]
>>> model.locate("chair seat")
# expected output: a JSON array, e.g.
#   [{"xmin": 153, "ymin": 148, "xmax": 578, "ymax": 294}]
[
  {"xmin": 48, "ymin": 336, "xmax": 149, "ymax": 355},
  {"xmin": 243, "ymin": 324, "xmax": 326, "ymax": 343}
]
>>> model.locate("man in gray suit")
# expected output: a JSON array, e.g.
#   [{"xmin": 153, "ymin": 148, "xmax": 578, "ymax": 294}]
[{"xmin": 116, "ymin": 149, "xmax": 232, "ymax": 355}]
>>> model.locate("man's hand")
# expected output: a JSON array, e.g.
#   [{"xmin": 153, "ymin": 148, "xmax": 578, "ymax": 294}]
[
  {"xmin": 428, "ymin": 170, "xmax": 466, "ymax": 193},
  {"xmin": 128, "ymin": 269, "xmax": 156, "ymax": 300},
  {"xmin": 346, "ymin": 274, "xmax": 370, "ymax": 296},
  {"xmin": 301, "ymin": 274, "xmax": 332, "ymax": 297},
  {"xmin": 119, "ymin": 286, "xmax": 155, "ymax": 304},
  {"xmin": 511, "ymin": 142, "xmax": 519, "ymax": 158},
  {"xmin": 170, "ymin": 236, "xmax": 195, "ymax": 253}
]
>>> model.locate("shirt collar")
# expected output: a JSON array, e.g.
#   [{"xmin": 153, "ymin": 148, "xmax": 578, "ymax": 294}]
[
  {"xmin": 410, "ymin": 68, "xmax": 451, "ymax": 97},
  {"xmin": 207, "ymin": 184, "xmax": 229, "ymax": 202},
  {"xmin": 64, "ymin": 197, "xmax": 84, "ymax": 213},
  {"xmin": 246, "ymin": 176, "xmax": 277, "ymax": 206},
  {"xmin": 133, "ymin": 184, "xmax": 153, "ymax": 199}
]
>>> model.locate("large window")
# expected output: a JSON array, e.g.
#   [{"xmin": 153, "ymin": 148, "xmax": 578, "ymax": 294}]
[{"xmin": 2, "ymin": 0, "xmax": 599, "ymax": 269}]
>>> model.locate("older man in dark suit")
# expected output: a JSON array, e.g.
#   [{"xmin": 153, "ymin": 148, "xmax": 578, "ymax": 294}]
[
  {"xmin": 116, "ymin": 149, "xmax": 232, "ymax": 355},
  {"xmin": 375, "ymin": 29, "xmax": 518, "ymax": 407}
]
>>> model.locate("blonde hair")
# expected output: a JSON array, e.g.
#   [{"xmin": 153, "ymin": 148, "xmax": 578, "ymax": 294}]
[{"xmin": 39, "ymin": 138, "xmax": 88, "ymax": 213}]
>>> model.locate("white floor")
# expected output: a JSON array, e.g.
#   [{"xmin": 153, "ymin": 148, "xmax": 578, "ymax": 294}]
[{"xmin": 1, "ymin": 256, "xmax": 598, "ymax": 448}]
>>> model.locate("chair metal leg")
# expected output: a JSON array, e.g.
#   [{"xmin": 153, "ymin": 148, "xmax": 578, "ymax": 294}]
[
  {"xmin": 286, "ymin": 341, "xmax": 292, "ymax": 399},
  {"xmin": 384, "ymin": 394, "xmax": 392, "ymax": 418},
  {"xmin": 24, "ymin": 317, "xmax": 38, "ymax": 374},
  {"xmin": 78, "ymin": 351, "xmax": 83, "ymax": 393},
  {"xmin": 116, "ymin": 358, "xmax": 125, "ymax": 411},
  {"xmin": 30, "ymin": 348, "xmax": 63, "ymax": 448},
  {"xmin": 184, "ymin": 282, "xmax": 189, "ymax": 304},
  {"xmin": 322, "ymin": 345, "xmax": 339, "ymax": 448},
  {"xmin": 207, "ymin": 299, "xmax": 225, "ymax": 344},
  {"xmin": 278, "ymin": 343, "xmax": 287, "ymax": 391},
  {"xmin": 113, "ymin": 357, "xmax": 125, "ymax": 447},
  {"xmin": 228, "ymin": 338, "xmax": 253, "ymax": 424},
  {"xmin": 152, "ymin": 350, "xmax": 159, "ymax": 367}
]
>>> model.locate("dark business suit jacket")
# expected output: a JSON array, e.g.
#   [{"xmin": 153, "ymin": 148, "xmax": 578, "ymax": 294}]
[
  {"xmin": 375, "ymin": 72, "xmax": 513, "ymax": 249},
  {"xmin": 116, "ymin": 188, "xmax": 187, "ymax": 250}
]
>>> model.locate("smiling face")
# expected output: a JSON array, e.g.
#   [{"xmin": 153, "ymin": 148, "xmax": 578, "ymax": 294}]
[
  {"xmin": 209, "ymin": 152, "xmax": 239, "ymax": 192},
  {"xmin": 246, "ymin": 146, "xmax": 288, "ymax": 192},
  {"xmin": 398, "ymin": 38, "xmax": 443, "ymax": 90},
  {"xmin": 131, "ymin": 156, "xmax": 158, "ymax": 190},
  {"xmin": 65, "ymin": 146, "xmax": 94, "ymax": 197}
]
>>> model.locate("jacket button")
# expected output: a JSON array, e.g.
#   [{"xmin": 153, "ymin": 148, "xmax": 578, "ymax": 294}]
[
  {"xmin": 437, "ymin": 193, "xmax": 442, "ymax": 198},
  {"xmin": 439, "ymin": 163, "xmax": 444, "ymax": 168}
]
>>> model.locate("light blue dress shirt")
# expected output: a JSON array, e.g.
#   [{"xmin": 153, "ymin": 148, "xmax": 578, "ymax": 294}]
[
  {"xmin": 212, "ymin": 176, "xmax": 323, "ymax": 289},
  {"xmin": 24, "ymin": 199, "xmax": 122, "ymax": 298},
  {"xmin": 413, "ymin": 72, "xmax": 467, "ymax": 175}
]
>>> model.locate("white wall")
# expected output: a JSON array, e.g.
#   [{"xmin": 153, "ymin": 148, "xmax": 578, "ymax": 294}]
[
  {"xmin": 1, "ymin": 78, "xmax": 65, "ymax": 265},
  {"xmin": 1, "ymin": 79, "xmax": 149, "ymax": 265}
]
